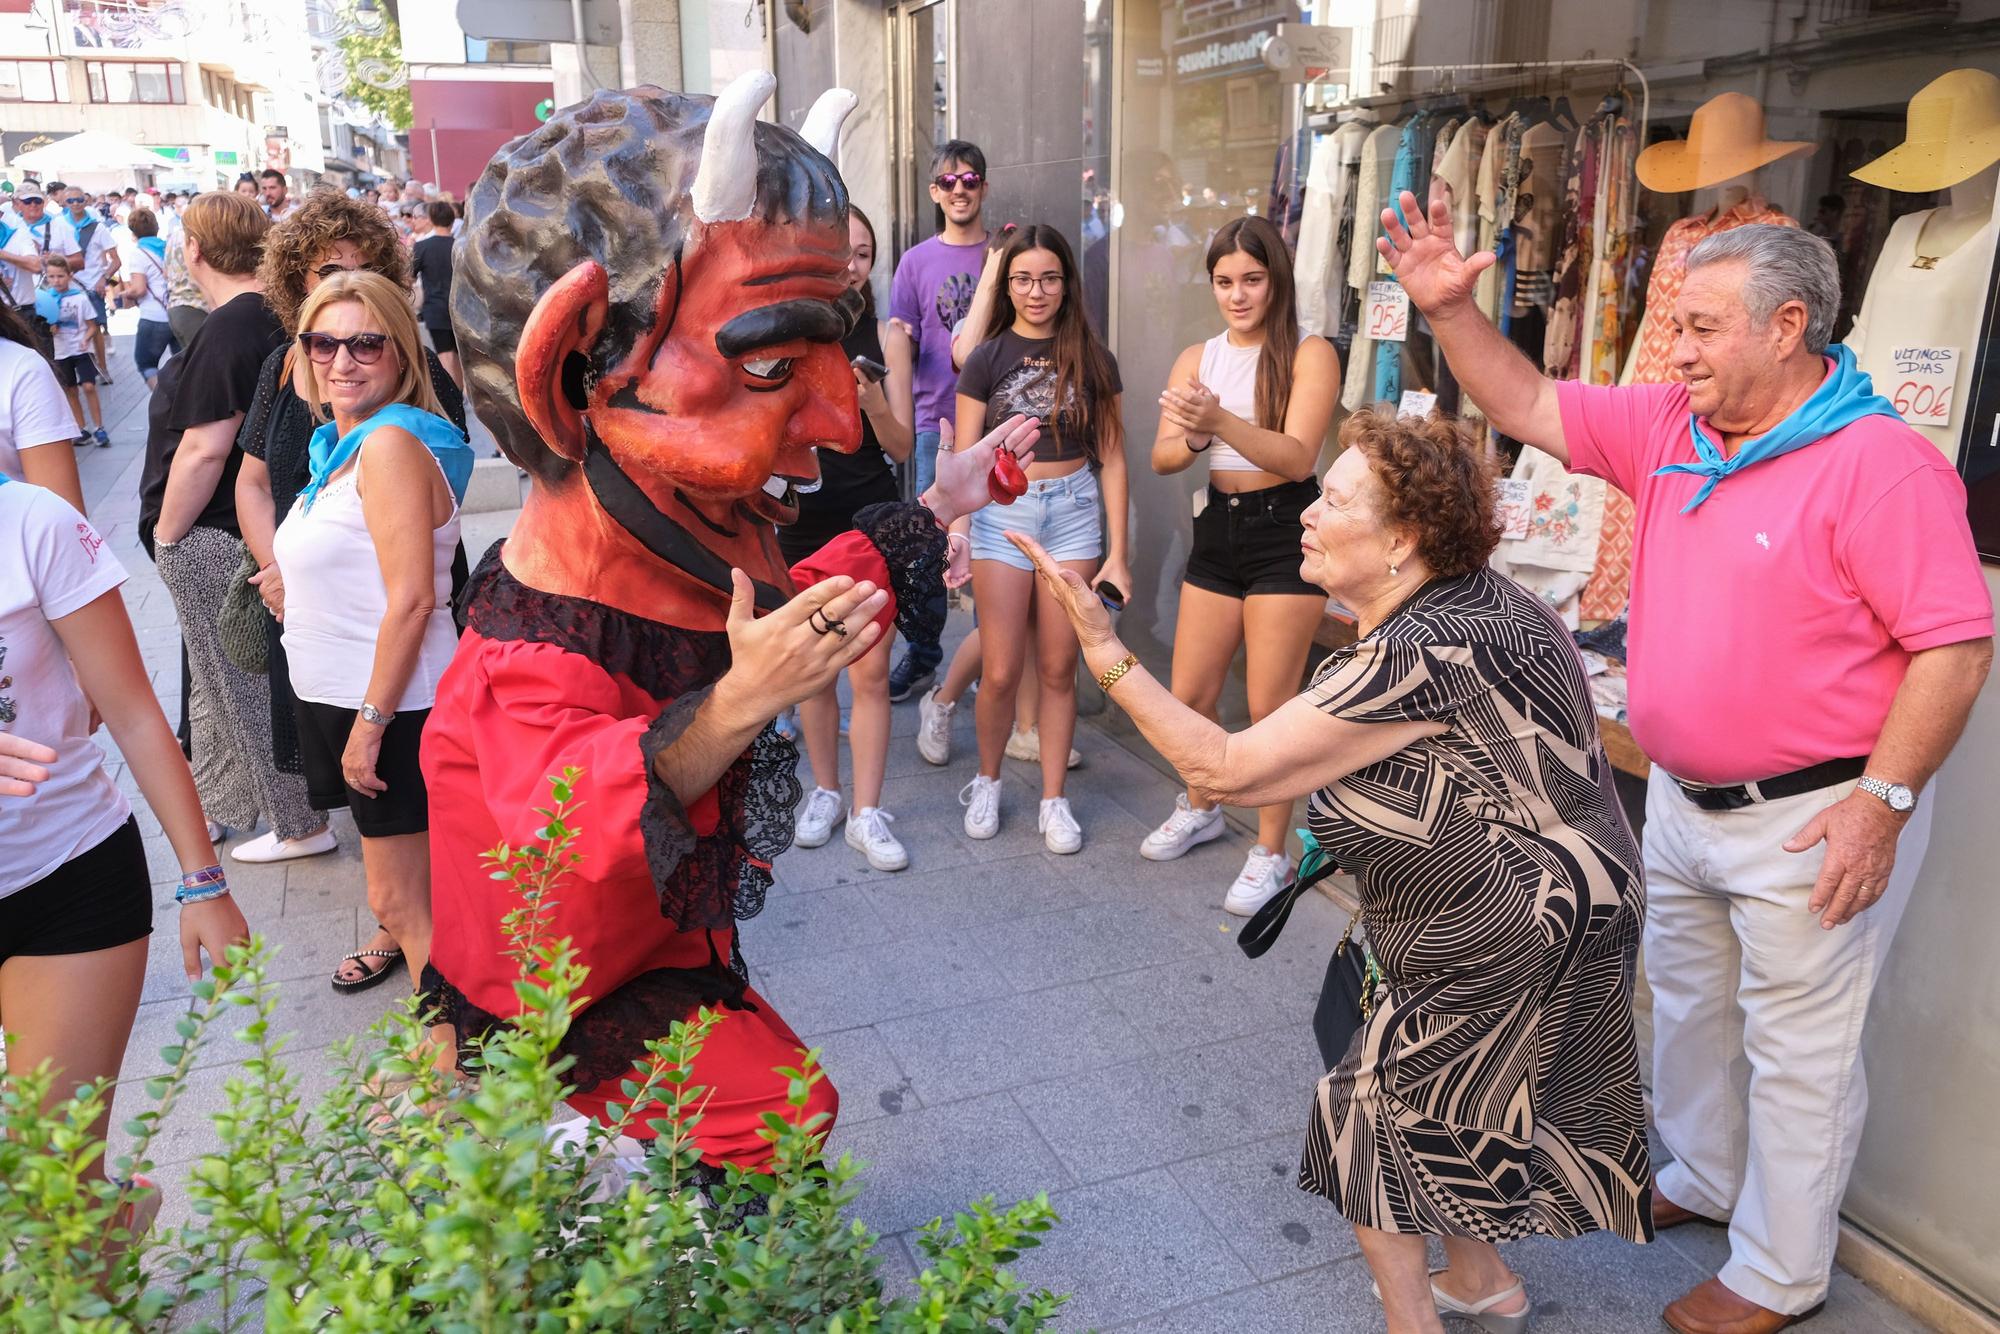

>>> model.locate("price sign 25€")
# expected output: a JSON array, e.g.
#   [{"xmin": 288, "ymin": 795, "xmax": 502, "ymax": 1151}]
[{"xmin": 1366, "ymin": 280, "xmax": 1410, "ymax": 343}]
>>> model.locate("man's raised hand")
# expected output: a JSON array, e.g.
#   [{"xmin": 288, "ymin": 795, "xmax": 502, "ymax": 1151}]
[{"xmin": 1375, "ymin": 184, "xmax": 1494, "ymax": 315}]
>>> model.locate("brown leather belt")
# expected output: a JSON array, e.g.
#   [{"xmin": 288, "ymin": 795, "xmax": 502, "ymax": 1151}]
[{"xmin": 1672, "ymin": 757, "xmax": 1868, "ymax": 811}]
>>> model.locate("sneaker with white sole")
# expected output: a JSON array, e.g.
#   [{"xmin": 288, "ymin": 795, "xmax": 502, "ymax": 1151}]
[
  {"xmin": 1038, "ymin": 796, "xmax": 1083, "ymax": 854},
  {"xmin": 230, "ymin": 828, "xmax": 337, "ymax": 864},
  {"xmin": 793, "ymin": 786, "xmax": 844, "ymax": 848},
  {"xmin": 916, "ymin": 686, "xmax": 954, "ymax": 766},
  {"xmin": 1223, "ymin": 845, "xmax": 1293, "ymax": 917},
  {"xmin": 844, "ymin": 806, "xmax": 908, "ymax": 871},
  {"xmin": 959, "ymin": 775, "xmax": 1002, "ymax": 839},
  {"xmin": 1004, "ymin": 726, "xmax": 1082, "ymax": 769},
  {"xmin": 1139, "ymin": 793, "xmax": 1225, "ymax": 862}
]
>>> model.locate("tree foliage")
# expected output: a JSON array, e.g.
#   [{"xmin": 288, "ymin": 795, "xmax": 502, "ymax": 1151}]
[{"xmin": 337, "ymin": 3, "xmax": 412, "ymax": 132}]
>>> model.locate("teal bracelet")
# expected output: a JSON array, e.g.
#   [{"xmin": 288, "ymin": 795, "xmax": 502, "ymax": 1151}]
[{"xmin": 175, "ymin": 883, "xmax": 229, "ymax": 906}]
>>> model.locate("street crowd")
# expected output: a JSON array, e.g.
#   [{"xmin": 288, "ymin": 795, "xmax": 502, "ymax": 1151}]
[{"xmin": 0, "ymin": 93, "xmax": 1991, "ymax": 1334}]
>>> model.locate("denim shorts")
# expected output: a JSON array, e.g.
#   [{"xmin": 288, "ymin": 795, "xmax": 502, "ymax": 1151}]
[{"xmin": 969, "ymin": 467, "xmax": 1103, "ymax": 570}]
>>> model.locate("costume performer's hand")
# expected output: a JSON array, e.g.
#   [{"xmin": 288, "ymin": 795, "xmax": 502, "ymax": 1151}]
[
  {"xmin": 1006, "ymin": 532, "xmax": 1119, "ymax": 652},
  {"xmin": 923, "ymin": 414, "xmax": 1040, "ymax": 526},
  {"xmin": 721, "ymin": 570, "xmax": 891, "ymax": 718}
]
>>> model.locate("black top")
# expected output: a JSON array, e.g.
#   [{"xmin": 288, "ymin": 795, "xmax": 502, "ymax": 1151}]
[
  {"xmin": 956, "ymin": 327, "xmax": 1121, "ymax": 465},
  {"xmin": 410, "ymin": 235, "xmax": 454, "ymax": 329},
  {"xmin": 784, "ymin": 319, "xmax": 900, "ymax": 553},
  {"xmin": 237, "ymin": 342, "xmax": 468, "ymax": 520},
  {"xmin": 138, "ymin": 291, "xmax": 285, "ymax": 548}
]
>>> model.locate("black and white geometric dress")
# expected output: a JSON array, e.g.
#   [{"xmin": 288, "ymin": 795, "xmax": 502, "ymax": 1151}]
[{"xmin": 1297, "ymin": 566, "xmax": 1654, "ymax": 1244}]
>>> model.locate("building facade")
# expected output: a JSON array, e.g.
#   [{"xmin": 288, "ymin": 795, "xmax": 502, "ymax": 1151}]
[
  {"xmin": 0, "ymin": 0, "xmax": 328, "ymax": 190},
  {"xmin": 401, "ymin": 0, "xmax": 554, "ymax": 199}
]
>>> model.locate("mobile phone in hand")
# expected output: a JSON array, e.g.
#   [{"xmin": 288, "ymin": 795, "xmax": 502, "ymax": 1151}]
[
  {"xmin": 851, "ymin": 354, "xmax": 889, "ymax": 384},
  {"xmin": 1095, "ymin": 579, "xmax": 1127, "ymax": 612}
]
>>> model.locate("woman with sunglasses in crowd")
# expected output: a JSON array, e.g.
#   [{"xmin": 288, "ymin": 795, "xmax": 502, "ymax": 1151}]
[
  {"xmin": 234, "ymin": 192, "xmax": 467, "ymax": 994},
  {"xmin": 951, "ymin": 224, "xmax": 1127, "ymax": 853},
  {"xmin": 1143, "ymin": 215, "xmax": 1339, "ymax": 916},
  {"xmin": 786, "ymin": 205, "xmax": 918, "ymax": 871},
  {"xmin": 270, "ymin": 270, "xmax": 471, "ymax": 1022}
]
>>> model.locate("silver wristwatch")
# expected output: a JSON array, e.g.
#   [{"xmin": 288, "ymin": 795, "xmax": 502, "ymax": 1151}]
[
  {"xmin": 360, "ymin": 703, "xmax": 396, "ymax": 726},
  {"xmin": 1857, "ymin": 776, "xmax": 1916, "ymax": 814}
]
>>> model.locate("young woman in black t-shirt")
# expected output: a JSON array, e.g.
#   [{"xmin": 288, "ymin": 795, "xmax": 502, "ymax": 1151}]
[
  {"xmin": 782, "ymin": 206, "xmax": 917, "ymax": 872},
  {"xmin": 950, "ymin": 224, "xmax": 1127, "ymax": 854}
]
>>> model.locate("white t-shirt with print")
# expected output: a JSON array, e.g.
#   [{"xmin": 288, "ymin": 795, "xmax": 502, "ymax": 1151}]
[
  {"xmin": 0, "ymin": 339, "xmax": 78, "ymax": 477},
  {"xmin": 48, "ymin": 287, "xmax": 96, "ymax": 359},
  {"xmin": 2, "ymin": 226, "xmax": 36, "ymax": 307},
  {"xmin": 0, "ymin": 479, "xmax": 131, "ymax": 894}
]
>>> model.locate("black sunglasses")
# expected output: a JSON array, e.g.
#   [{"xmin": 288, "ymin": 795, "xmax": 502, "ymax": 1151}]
[
  {"xmin": 297, "ymin": 331, "xmax": 390, "ymax": 365},
  {"xmin": 933, "ymin": 171, "xmax": 984, "ymax": 192}
]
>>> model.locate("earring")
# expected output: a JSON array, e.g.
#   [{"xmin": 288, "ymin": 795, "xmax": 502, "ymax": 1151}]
[{"xmin": 1388, "ymin": 562, "xmax": 1399, "ymax": 576}]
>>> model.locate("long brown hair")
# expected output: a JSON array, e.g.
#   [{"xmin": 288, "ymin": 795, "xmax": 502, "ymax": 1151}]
[
  {"xmin": 1206, "ymin": 216, "xmax": 1298, "ymax": 432},
  {"xmin": 847, "ymin": 202, "xmax": 878, "ymax": 320},
  {"xmin": 979, "ymin": 223, "xmax": 1122, "ymax": 462}
]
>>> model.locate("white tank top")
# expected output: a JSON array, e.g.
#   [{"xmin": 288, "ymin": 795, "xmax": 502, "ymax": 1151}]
[
  {"xmin": 1196, "ymin": 334, "xmax": 1267, "ymax": 473},
  {"xmin": 272, "ymin": 450, "xmax": 462, "ymax": 712}
]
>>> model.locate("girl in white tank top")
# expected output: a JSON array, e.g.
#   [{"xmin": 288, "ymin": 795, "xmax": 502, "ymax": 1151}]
[{"xmin": 1146, "ymin": 215, "xmax": 1341, "ymax": 917}]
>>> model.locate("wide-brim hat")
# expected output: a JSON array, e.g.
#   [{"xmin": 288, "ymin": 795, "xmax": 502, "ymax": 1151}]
[
  {"xmin": 1637, "ymin": 92, "xmax": 1815, "ymax": 192},
  {"xmin": 1853, "ymin": 68, "xmax": 2000, "ymax": 192}
]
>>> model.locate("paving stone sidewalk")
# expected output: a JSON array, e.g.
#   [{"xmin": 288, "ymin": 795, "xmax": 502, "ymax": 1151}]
[{"xmin": 67, "ymin": 330, "xmax": 1931, "ymax": 1331}]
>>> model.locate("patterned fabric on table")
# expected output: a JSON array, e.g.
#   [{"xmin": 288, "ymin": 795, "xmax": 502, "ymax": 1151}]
[
  {"xmin": 1578, "ymin": 199, "xmax": 1798, "ymax": 622},
  {"xmin": 1296, "ymin": 567, "xmax": 1653, "ymax": 1243}
]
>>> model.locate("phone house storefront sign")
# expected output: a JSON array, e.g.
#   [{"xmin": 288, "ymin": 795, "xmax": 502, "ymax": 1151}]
[{"xmin": 1175, "ymin": 28, "xmax": 1273, "ymax": 79}]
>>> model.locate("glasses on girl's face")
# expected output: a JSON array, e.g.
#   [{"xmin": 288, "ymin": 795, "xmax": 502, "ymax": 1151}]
[
  {"xmin": 933, "ymin": 171, "xmax": 984, "ymax": 193},
  {"xmin": 298, "ymin": 331, "xmax": 390, "ymax": 365},
  {"xmin": 1008, "ymin": 273, "xmax": 1064, "ymax": 295}
]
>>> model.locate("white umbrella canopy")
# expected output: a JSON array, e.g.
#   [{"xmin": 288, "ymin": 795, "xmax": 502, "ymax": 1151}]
[{"xmin": 12, "ymin": 129, "xmax": 172, "ymax": 176}]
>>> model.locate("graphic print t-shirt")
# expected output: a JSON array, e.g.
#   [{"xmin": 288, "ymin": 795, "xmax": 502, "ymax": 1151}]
[
  {"xmin": 889, "ymin": 235, "xmax": 985, "ymax": 435},
  {"xmin": 0, "ymin": 479, "xmax": 130, "ymax": 893},
  {"xmin": 957, "ymin": 329, "xmax": 1122, "ymax": 463}
]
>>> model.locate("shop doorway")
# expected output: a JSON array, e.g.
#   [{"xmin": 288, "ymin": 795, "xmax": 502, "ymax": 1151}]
[{"xmin": 892, "ymin": 0, "xmax": 954, "ymax": 257}]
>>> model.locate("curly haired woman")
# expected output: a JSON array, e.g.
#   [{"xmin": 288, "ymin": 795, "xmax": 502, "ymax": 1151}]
[{"xmin": 231, "ymin": 189, "xmax": 467, "ymax": 993}]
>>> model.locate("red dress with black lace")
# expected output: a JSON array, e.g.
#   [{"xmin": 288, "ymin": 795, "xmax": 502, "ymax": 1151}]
[{"xmin": 420, "ymin": 501, "xmax": 945, "ymax": 1167}]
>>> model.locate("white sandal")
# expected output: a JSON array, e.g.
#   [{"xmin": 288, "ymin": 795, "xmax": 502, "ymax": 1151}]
[{"xmin": 1429, "ymin": 1267, "xmax": 1531, "ymax": 1333}]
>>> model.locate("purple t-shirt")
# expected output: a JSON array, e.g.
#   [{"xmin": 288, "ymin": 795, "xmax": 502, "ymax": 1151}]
[{"xmin": 889, "ymin": 235, "xmax": 984, "ymax": 435}]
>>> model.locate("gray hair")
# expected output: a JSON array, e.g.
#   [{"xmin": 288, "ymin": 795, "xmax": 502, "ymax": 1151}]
[{"xmin": 1685, "ymin": 224, "xmax": 1842, "ymax": 356}]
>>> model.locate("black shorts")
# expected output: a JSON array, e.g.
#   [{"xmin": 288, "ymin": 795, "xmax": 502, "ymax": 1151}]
[
  {"xmin": 296, "ymin": 700, "xmax": 432, "ymax": 837},
  {"xmin": 1183, "ymin": 479, "xmax": 1321, "ymax": 599},
  {"xmin": 426, "ymin": 324, "xmax": 457, "ymax": 354},
  {"xmin": 54, "ymin": 353, "xmax": 98, "ymax": 388},
  {"xmin": 0, "ymin": 817, "xmax": 152, "ymax": 963}
]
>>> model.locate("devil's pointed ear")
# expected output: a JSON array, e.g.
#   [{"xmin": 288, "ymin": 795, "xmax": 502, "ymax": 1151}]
[{"xmin": 517, "ymin": 260, "xmax": 609, "ymax": 465}]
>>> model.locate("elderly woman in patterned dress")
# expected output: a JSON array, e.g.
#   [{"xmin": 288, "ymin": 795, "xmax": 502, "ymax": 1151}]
[{"xmin": 1013, "ymin": 408, "xmax": 1653, "ymax": 1334}]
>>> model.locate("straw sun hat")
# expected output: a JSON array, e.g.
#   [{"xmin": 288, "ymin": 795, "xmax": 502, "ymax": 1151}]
[
  {"xmin": 1852, "ymin": 68, "xmax": 2000, "ymax": 193},
  {"xmin": 1636, "ymin": 92, "xmax": 1814, "ymax": 193}
]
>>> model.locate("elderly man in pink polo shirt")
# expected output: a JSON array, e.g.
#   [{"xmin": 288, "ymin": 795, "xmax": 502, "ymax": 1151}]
[{"xmin": 1380, "ymin": 187, "xmax": 1992, "ymax": 1334}]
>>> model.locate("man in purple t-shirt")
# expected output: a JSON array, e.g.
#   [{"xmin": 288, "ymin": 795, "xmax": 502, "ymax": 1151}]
[{"xmin": 884, "ymin": 139, "xmax": 989, "ymax": 699}]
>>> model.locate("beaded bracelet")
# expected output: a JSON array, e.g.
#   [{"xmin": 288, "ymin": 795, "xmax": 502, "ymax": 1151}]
[{"xmin": 176, "ymin": 865, "xmax": 229, "ymax": 906}]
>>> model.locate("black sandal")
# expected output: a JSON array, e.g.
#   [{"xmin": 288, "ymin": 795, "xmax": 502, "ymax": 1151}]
[{"xmin": 331, "ymin": 943, "xmax": 405, "ymax": 993}]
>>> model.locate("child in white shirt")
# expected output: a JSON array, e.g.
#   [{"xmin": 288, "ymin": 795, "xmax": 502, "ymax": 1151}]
[{"xmin": 41, "ymin": 257, "xmax": 107, "ymax": 446}]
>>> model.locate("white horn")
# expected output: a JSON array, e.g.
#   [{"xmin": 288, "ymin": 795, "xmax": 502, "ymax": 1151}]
[
  {"xmin": 800, "ymin": 88, "xmax": 857, "ymax": 162},
  {"xmin": 691, "ymin": 69, "xmax": 776, "ymax": 224}
]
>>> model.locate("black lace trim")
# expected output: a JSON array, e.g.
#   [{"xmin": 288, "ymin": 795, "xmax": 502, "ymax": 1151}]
[
  {"xmin": 852, "ymin": 501, "xmax": 947, "ymax": 653},
  {"xmin": 459, "ymin": 543, "xmax": 733, "ymax": 700},
  {"xmin": 423, "ymin": 949, "xmax": 754, "ymax": 1097}
]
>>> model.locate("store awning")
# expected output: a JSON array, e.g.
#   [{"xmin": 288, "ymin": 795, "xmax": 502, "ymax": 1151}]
[{"xmin": 11, "ymin": 130, "xmax": 175, "ymax": 176}]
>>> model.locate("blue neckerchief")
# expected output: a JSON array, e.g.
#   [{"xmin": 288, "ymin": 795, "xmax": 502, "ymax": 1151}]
[
  {"xmin": 135, "ymin": 235, "xmax": 167, "ymax": 262},
  {"xmin": 1296, "ymin": 827, "xmax": 1330, "ymax": 883},
  {"xmin": 1654, "ymin": 345, "xmax": 1901, "ymax": 513},
  {"xmin": 300, "ymin": 403, "xmax": 473, "ymax": 514}
]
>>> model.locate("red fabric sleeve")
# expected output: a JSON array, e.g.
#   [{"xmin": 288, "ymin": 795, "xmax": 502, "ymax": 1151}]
[
  {"xmin": 787, "ymin": 530, "xmax": 898, "ymax": 636},
  {"xmin": 469, "ymin": 640, "xmax": 722, "ymax": 879}
]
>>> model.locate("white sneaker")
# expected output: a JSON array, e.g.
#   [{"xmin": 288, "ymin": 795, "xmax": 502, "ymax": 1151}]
[
  {"xmin": 1005, "ymin": 726, "xmax": 1082, "ymax": 769},
  {"xmin": 1039, "ymin": 797, "xmax": 1083, "ymax": 854},
  {"xmin": 1139, "ymin": 793, "xmax": 1225, "ymax": 862},
  {"xmin": 959, "ymin": 775, "xmax": 1002, "ymax": 840},
  {"xmin": 793, "ymin": 786, "xmax": 844, "ymax": 848},
  {"xmin": 1223, "ymin": 845, "xmax": 1293, "ymax": 917},
  {"xmin": 229, "ymin": 828, "xmax": 337, "ymax": 864},
  {"xmin": 844, "ymin": 806, "xmax": 908, "ymax": 871},
  {"xmin": 916, "ymin": 686, "xmax": 954, "ymax": 766}
]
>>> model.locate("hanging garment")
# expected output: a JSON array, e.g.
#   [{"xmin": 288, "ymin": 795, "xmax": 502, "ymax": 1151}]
[
  {"xmin": 1374, "ymin": 117, "xmax": 1432, "ymax": 405},
  {"xmin": 1473, "ymin": 114, "xmax": 1513, "ymax": 324},
  {"xmin": 1576, "ymin": 197, "xmax": 1799, "ymax": 621},
  {"xmin": 1586, "ymin": 116, "xmax": 1637, "ymax": 385},
  {"xmin": 1344, "ymin": 122, "xmax": 1404, "ymax": 411},
  {"xmin": 1439, "ymin": 117, "xmax": 1490, "ymax": 256},
  {"xmin": 1297, "ymin": 122, "xmax": 1372, "ymax": 338},
  {"xmin": 1544, "ymin": 122, "xmax": 1600, "ymax": 380},
  {"xmin": 1511, "ymin": 121, "xmax": 1570, "ymax": 318}
]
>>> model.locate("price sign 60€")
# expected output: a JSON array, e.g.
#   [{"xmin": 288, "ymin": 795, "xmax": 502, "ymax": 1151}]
[{"xmin": 1890, "ymin": 345, "xmax": 1960, "ymax": 427}]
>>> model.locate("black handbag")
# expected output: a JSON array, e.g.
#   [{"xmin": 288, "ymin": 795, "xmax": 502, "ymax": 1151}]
[{"xmin": 1237, "ymin": 831, "xmax": 1382, "ymax": 1069}]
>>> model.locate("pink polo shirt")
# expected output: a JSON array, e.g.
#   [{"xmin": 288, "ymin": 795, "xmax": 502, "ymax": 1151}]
[{"xmin": 1557, "ymin": 375, "xmax": 1992, "ymax": 786}]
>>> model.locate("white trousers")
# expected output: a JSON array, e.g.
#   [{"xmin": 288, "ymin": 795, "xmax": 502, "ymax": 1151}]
[{"xmin": 1643, "ymin": 770, "xmax": 1930, "ymax": 1315}]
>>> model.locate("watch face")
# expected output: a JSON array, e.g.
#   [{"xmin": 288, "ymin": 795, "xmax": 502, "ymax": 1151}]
[{"xmin": 1890, "ymin": 787, "xmax": 1915, "ymax": 812}]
